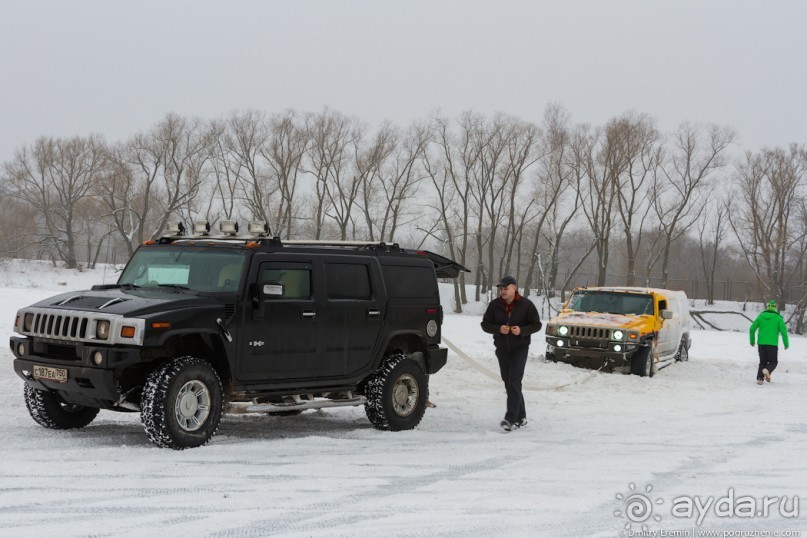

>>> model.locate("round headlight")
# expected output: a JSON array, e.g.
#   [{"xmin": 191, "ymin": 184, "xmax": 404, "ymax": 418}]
[
  {"xmin": 556, "ymin": 339, "xmax": 565, "ymax": 348},
  {"xmin": 93, "ymin": 351, "xmax": 104, "ymax": 365},
  {"xmin": 558, "ymin": 326, "xmax": 569, "ymax": 336},
  {"xmin": 426, "ymin": 320, "xmax": 438, "ymax": 337},
  {"xmin": 96, "ymin": 320, "xmax": 110, "ymax": 340},
  {"xmin": 613, "ymin": 344, "xmax": 622, "ymax": 352},
  {"xmin": 613, "ymin": 330, "xmax": 624, "ymax": 340}
]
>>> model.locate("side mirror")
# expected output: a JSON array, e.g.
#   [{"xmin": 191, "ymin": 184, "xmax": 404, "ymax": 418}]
[
  {"xmin": 261, "ymin": 282, "xmax": 284, "ymax": 299},
  {"xmin": 661, "ymin": 310, "xmax": 673, "ymax": 320}
]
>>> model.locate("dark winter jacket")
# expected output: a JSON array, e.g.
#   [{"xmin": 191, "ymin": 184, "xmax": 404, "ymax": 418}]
[
  {"xmin": 750, "ymin": 307, "xmax": 790, "ymax": 348},
  {"xmin": 481, "ymin": 294, "xmax": 542, "ymax": 350}
]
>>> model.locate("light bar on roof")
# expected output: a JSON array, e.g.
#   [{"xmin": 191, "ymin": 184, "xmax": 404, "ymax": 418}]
[
  {"xmin": 220, "ymin": 220, "xmax": 239, "ymax": 235},
  {"xmin": 166, "ymin": 222, "xmax": 184, "ymax": 235},
  {"xmin": 248, "ymin": 222, "xmax": 270, "ymax": 236},
  {"xmin": 193, "ymin": 221, "xmax": 211, "ymax": 235}
]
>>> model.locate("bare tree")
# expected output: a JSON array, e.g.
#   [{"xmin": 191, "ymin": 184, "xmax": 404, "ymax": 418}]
[
  {"xmin": 612, "ymin": 113, "xmax": 661, "ymax": 286},
  {"xmin": 4, "ymin": 135, "xmax": 106, "ymax": 268},
  {"xmin": 654, "ymin": 123, "xmax": 735, "ymax": 287},
  {"xmin": 304, "ymin": 109, "xmax": 359, "ymax": 239},
  {"xmin": 522, "ymin": 104, "xmax": 574, "ymax": 296},
  {"xmin": 729, "ymin": 144, "xmax": 807, "ymax": 308},
  {"xmin": 261, "ymin": 110, "xmax": 310, "ymax": 238},
  {"xmin": 697, "ymin": 196, "xmax": 729, "ymax": 304}
]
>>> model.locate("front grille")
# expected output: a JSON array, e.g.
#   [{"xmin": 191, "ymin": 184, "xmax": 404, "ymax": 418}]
[
  {"xmin": 569, "ymin": 326, "xmax": 608, "ymax": 339},
  {"xmin": 32, "ymin": 312, "xmax": 89, "ymax": 340}
]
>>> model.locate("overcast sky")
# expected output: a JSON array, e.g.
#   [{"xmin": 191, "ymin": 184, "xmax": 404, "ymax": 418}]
[{"xmin": 1, "ymin": 0, "xmax": 805, "ymax": 163}]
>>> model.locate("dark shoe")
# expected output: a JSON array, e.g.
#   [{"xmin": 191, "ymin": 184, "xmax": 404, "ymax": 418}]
[
  {"xmin": 763, "ymin": 368, "xmax": 771, "ymax": 382},
  {"xmin": 500, "ymin": 420, "xmax": 512, "ymax": 432},
  {"xmin": 513, "ymin": 418, "xmax": 528, "ymax": 429}
]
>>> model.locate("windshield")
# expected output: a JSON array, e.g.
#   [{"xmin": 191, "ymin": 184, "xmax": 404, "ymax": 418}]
[
  {"xmin": 567, "ymin": 291, "xmax": 653, "ymax": 316},
  {"xmin": 118, "ymin": 247, "xmax": 247, "ymax": 293}
]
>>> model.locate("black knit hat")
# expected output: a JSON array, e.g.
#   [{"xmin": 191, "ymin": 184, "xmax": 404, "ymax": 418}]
[{"xmin": 496, "ymin": 276, "xmax": 517, "ymax": 288}]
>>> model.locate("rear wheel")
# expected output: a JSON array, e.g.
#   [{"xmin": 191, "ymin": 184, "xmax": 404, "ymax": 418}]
[
  {"xmin": 675, "ymin": 337, "xmax": 689, "ymax": 362},
  {"xmin": 365, "ymin": 353, "xmax": 429, "ymax": 431},
  {"xmin": 141, "ymin": 356, "xmax": 223, "ymax": 450},
  {"xmin": 24, "ymin": 384, "xmax": 99, "ymax": 429}
]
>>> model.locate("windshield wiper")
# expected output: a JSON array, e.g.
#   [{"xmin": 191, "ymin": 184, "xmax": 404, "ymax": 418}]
[
  {"xmin": 92, "ymin": 283, "xmax": 141, "ymax": 291},
  {"xmin": 156, "ymin": 284, "xmax": 190, "ymax": 292}
]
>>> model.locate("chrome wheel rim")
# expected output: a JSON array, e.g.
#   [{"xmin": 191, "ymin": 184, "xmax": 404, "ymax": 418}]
[
  {"xmin": 174, "ymin": 380, "xmax": 211, "ymax": 432},
  {"xmin": 392, "ymin": 374, "xmax": 419, "ymax": 417}
]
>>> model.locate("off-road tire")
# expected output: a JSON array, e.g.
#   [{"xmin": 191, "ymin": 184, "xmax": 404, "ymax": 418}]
[
  {"xmin": 24, "ymin": 384, "xmax": 100, "ymax": 429},
  {"xmin": 140, "ymin": 356, "xmax": 223, "ymax": 450},
  {"xmin": 674, "ymin": 337, "xmax": 689, "ymax": 362},
  {"xmin": 545, "ymin": 352, "xmax": 558, "ymax": 363},
  {"xmin": 365, "ymin": 353, "xmax": 429, "ymax": 431},
  {"xmin": 631, "ymin": 346, "xmax": 656, "ymax": 378}
]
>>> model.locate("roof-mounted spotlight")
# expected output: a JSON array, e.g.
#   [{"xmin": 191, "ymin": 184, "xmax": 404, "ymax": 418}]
[
  {"xmin": 248, "ymin": 221, "xmax": 271, "ymax": 236},
  {"xmin": 166, "ymin": 222, "xmax": 185, "ymax": 236},
  {"xmin": 220, "ymin": 220, "xmax": 239, "ymax": 236},
  {"xmin": 193, "ymin": 221, "xmax": 211, "ymax": 235}
]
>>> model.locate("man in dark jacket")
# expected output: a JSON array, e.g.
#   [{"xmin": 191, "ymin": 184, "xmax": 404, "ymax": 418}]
[
  {"xmin": 481, "ymin": 276, "xmax": 542, "ymax": 432},
  {"xmin": 750, "ymin": 300, "xmax": 789, "ymax": 385}
]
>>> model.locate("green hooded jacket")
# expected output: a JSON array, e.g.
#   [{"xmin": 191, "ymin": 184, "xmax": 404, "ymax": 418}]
[{"xmin": 749, "ymin": 306, "xmax": 790, "ymax": 348}]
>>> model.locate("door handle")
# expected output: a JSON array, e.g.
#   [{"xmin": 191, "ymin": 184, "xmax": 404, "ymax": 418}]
[
  {"xmin": 368, "ymin": 309, "xmax": 381, "ymax": 318},
  {"xmin": 301, "ymin": 311, "xmax": 316, "ymax": 319}
]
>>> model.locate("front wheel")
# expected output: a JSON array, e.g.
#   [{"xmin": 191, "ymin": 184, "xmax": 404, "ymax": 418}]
[
  {"xmin": 630, "ymin": 346, "xmax": 656, "ymax": 378},
  {"xmin": 365, "ymin": 354, "xmax": 429, "ymax": 431},
  {"xmin": 24, "ymin": 384, "xmax": 99, "ymax": 429},
  {"xmin": 140, "ymin": 356, "xmax": 223, "ymax": 450}
]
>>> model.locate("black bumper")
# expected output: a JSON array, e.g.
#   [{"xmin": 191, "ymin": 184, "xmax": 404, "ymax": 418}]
[
  {"xmin": 546, "ymin": 341, "xmax": 640, "ymax": 370},
  {"xmin": 10, "ymin": 336, "xmax": 141, "ymax": 406},
  {"xmin": 426, "ymin": 346, "xmax": 448, "ymax": 374}
]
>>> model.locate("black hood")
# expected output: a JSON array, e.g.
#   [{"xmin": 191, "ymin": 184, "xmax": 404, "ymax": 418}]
[{"xmin": 28, "ymin": 288, "xmax": 221, "ymax": 317}]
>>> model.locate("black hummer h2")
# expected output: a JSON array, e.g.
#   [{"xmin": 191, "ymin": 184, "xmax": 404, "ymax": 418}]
[{"xmin": 10, "ymin": 225, "xmax": 466, "ymax": 449}]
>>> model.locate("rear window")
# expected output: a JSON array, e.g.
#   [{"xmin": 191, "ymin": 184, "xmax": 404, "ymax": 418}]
[
  {"xmin": 383, "ymin": 266, "xmax": 438, "ymax": 298},
  {"xmin": 326, "ymin": 263, "xmax": 371, "ymax": 300}
]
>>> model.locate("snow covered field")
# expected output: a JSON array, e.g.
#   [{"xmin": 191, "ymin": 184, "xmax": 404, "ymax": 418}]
[{"xmin": 0, "ymin": 261, "xmax": 804, "ymax": 537}]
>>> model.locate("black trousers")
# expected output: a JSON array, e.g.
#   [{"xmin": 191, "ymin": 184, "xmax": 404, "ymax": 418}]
[
  {"xmin": 757, "ymin": 345, "xmax": 779, "ymax": 380},
  {"xmin": 496, "ymin": 346, "xmax": 529, "ymax": 423}
]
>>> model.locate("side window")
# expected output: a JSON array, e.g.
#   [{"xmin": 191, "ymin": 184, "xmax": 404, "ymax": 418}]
[
  {"xmin": 260, "ymin": 268, "xmax": 311, "ymax": 299},
  {"xmin": 658, "ymin": 299, "xmax": 667, "ymax": 313},
  {"xmin": 326, "ymin": 263, "xmax": 371, "ymax": 300}
]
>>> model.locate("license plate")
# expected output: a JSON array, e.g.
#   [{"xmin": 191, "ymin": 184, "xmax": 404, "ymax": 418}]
[{"xmin": 33, "ymin": 365, "xmax": 68, "ymax": 384}]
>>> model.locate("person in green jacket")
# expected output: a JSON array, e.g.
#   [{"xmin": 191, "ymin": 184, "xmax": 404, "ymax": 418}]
[{"xmin": 749, "ymin": 300, "xmax": 789, "ymax": 385}]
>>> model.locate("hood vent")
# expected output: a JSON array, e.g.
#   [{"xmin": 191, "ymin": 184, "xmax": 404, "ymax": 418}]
[{"xmin": 54, "ymin": 296, "xmax": 130, "ymax": 310}]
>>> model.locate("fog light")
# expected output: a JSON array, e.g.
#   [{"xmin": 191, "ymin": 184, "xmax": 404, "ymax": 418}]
[
  {"xmin": 220, "ymin": 220, "xmax": 239, "ymax": 235},
  {"xmin": 248, "ymin": 221, "xmax": 270, "ymax": 235},
  {"xmin": 556, "ymin": 340, "xmax": 565, "ymax": 348},
  {"xmin": 93, "ymin": 351, "xmax": 103, "ymax": 365},
  {"xmin": 17, "ymin": 343, "xmax": 25, "ymax": 356},
  {"xmin": 426, "ymin": 320, "xmax": 438, "ymax": 337},
  {"xmin": 193, "ymin": 221, "xmax": 211, "ymax": 235},
  {"xmin": 614, "ymin": 344, "xmax": 622, "ymax": 352}
]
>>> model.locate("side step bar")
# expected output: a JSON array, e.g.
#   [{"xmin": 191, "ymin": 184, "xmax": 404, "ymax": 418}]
[{"xmin": 227, "ymin": 393, "xmax": 367, "ymax": 414}]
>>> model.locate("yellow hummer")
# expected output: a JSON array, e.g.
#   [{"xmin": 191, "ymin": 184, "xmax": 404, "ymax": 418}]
[{"xmin": 545, "ymin": 287, "xmax": 691, "ymax": 377}]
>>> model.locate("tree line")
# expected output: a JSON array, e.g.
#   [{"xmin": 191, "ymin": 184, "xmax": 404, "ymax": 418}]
[{"xmin": 1, "ymin": 106, "xmax": 806, "ymax": 330}]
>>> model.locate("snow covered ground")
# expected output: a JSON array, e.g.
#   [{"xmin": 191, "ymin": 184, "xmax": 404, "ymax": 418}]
[{"xmin": 0, "ymin": 261, "xmax": 804, "ymax": 537}]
